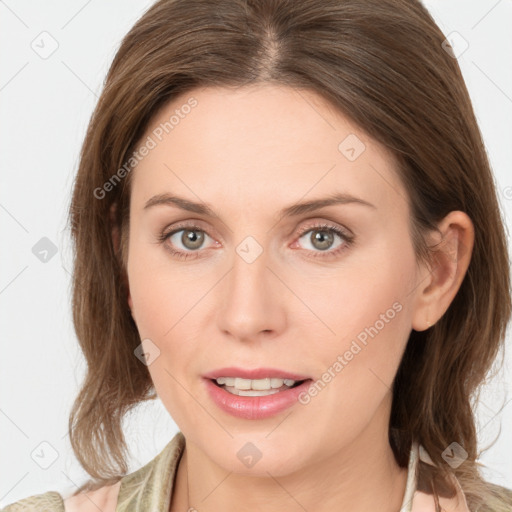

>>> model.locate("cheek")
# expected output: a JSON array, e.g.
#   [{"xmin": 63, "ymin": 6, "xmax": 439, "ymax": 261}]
[
  {"xmin": 127, "ymin": 227, "xmax": 200, "ymax": 333},
  {"xmin": 126, "ymin": 238, "xmax": 213, "ymax": 416},
  {"xmin": 128, "ymin": 263, "xmax": 204, "ymax": 426},
  {"xmin": 298, "ymin": 246, "xmax": 415, "ymax": 425},
  {"xmin": 127, "ymin": 255, "xmax": 202, "ymax": 372}
]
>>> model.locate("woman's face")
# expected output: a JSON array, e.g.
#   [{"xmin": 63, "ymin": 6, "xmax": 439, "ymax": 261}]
[{"xmin": 126, "ymin": 84, "xmax": 426, "ymax": 476}]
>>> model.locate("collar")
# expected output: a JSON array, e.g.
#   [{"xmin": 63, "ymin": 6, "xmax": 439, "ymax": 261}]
[{"xmin": 401, "ymin": 441, "xmax": 470, "ymax": 512}]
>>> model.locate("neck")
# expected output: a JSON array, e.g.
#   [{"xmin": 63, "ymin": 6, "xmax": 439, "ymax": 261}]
[{"xmin": 170, "ymin": 395, "xmax": 408, "ymax": 512}]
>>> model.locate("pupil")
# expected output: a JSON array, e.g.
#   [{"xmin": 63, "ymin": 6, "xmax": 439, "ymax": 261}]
[
  {"xmin": 312, "ymin": 230, "xmax": 333, "ymax": 250},
  {"xmin": 183, "ymin": 229, "xmax": 204, "ymax": 249}
]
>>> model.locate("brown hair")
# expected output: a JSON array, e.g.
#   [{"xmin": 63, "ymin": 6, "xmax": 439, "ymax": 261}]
[{"xmin": 67, "ymin": 0, "xmax": 512, "ymax": 509}]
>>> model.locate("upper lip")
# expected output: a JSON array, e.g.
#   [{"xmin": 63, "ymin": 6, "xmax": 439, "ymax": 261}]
[{"xmin": 203, "ymin": 367, "xmax": 312, "ymax": 381}]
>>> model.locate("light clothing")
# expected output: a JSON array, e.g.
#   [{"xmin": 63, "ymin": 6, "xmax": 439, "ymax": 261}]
[{"xmin": 0, "ymin": 431, "xmax": 472, "ymax": 511}]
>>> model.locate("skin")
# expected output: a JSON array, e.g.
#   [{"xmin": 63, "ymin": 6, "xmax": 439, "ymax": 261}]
[{"xmin": 119, "ymin": 84, "xmax": 474, "ymax": 512}]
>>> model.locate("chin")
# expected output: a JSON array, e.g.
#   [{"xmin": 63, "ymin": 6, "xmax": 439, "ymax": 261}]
[{"xmin": 197, "ymin": 434, "xmax": 311, "ymax": 477}]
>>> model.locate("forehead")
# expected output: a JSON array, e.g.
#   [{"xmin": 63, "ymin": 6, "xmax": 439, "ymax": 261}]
[{"xmin": 130, "ymin": 84, "xmax": 407, "ymax": 217}]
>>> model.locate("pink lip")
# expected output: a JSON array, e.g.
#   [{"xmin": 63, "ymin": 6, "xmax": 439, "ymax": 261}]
[
  {"xmin": 203, "ymin": 376, "xmax": 313, "ymax": 420},
  {"xmin": 202, "ymin": 367, "xmax": 311, "ymax": 381}
]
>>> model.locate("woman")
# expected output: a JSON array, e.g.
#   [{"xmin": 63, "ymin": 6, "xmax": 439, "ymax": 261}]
[{"xmin": 3, "ymin": 0, "xmax": 511, "ymax": 511}]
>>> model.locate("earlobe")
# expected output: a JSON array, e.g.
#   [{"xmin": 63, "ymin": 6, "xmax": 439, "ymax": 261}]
[{"xmin": 411, "ymin": 211, "xmax": 474, "ymax": 332}]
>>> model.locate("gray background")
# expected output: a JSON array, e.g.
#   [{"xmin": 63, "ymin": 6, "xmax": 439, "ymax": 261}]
[{"xmin": 1, "ymin": 0, "xmax": 511, "ymax": 505}]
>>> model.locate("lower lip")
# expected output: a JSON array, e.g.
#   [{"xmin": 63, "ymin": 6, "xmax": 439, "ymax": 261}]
[{"xmin": 203, "ymin": 378, "xmax": 313, "ymax": 420}]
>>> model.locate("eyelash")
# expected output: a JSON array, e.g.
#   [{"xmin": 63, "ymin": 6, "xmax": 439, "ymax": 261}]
[{"xmin": 157, "ymin": 222, "xmax": 355, "ymax": 261}]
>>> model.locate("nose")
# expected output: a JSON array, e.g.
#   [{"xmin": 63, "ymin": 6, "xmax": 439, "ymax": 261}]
[{"xmin": 216, "ymin": 237, "xmax": 287, "ymax": 343}]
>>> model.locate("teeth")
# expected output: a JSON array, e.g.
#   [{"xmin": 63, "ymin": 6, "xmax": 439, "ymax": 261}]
[
  {"xmin": 235, "ymin": 378, "xmax": 252, "ymax": 390},
  {"xmin": 271, "ymin": 378, "xmax": 285, "ymax": 388},
  {"xmin": 214, "ymin": 377, "xmax": 298, "ymax": 390},
  {"xmin": 230, "ymin": 388, "xmax": 281, "ymax": 397}
]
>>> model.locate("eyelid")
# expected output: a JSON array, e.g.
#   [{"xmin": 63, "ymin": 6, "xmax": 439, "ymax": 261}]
[
  {"xmin": 159, "ymin": 220, "xmax": 219, "ymax": 246},
  {"xmin": 158, "ymin": 218, "xmax": 355, "ymax": 259},
  {"xmin": 160, "ymin": 219, "xmax": 219, "ymax": 239},
  {"xmin": 160, "ymin": 218, "xmax": 351, "ymax": 241},
  {"xmin": 291, "ymin": 221, "xmax": 354, "ymax": 256},
  {"xmin": 294, "ymin": 218, "xmax": 353, "ymax": 237}
]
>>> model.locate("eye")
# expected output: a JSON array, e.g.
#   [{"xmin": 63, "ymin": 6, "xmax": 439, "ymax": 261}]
[
  {"xmin": 158, "ymin": 221, "xmax": 354, "ymax": 261},
  {"xmin": 158, "ymin": 223, "xmax": 216, "ymax": 260},
  {"xmin": 293, "ymin": 222, "xmax": 354, "ymax": 258}
]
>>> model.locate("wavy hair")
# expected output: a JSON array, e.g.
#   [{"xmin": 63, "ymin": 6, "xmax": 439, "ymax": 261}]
[{"xmin": 67, "ymin": 0, "xmax": 512, "ymax": 509}]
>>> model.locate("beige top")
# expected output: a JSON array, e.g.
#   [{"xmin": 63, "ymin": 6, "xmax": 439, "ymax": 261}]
[{"xmin": 0, "ymin": 431, "xmax": 472, "ymax": 511}]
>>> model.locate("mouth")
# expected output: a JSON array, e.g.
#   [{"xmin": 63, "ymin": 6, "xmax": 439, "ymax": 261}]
[
  {"xmin": 203, "ymin": 375, "xmax": 314, "ymax": 419},
  {"xmin": 210, "ymin": 377, "xmax": 308, "ymax": 396}
]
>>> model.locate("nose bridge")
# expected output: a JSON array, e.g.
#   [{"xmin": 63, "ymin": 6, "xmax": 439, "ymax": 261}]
[
  {"xmin": 216, "ymin": 233, "xmax": 285, "ymax": 339},
  {"xmin": 229, "ymin": 233, "xmax": 272, "ymax": 310}
]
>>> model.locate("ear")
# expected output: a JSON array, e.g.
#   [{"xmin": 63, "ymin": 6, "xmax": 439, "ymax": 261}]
[
  {"xmin": 411, "ymin": 210, "xmax": 474, "ymax": 331},
  {"xmin": 110, "ymin": 203, "xmax": 133, "ymax": 313}
]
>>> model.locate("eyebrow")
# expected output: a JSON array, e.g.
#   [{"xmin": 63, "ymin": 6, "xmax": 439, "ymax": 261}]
[{"xmin": 143, "ymin": 192, "xmax": 376, "ymax": 219}]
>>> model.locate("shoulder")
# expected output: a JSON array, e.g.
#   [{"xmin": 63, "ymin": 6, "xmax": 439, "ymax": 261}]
[
  {"xmin": 1, "ymin": 491, "xmax": 65, "ymax": 511},
  {"xmin": 483, "ymin": 482, "xmax": 512, "ymax": 510},
  {"xmin": 1, "ymin": 433, "xmax": 185, "ymax": 512},
  {"xmin": 63, "ymin": 481, "xmax": 121, "ymax": 512},
  {"xmin": 487, "ymin": 482, "xmax": 512, "ymax": 499},
  {"xmin": 1, "ymin": 483, "xmax": 122, "ymax": 512}
]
